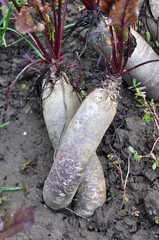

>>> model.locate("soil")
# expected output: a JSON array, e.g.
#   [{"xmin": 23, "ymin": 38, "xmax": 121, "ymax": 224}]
[{"xmin": 1, "ymin": 2, "xmax": 159, "ymax": 240}]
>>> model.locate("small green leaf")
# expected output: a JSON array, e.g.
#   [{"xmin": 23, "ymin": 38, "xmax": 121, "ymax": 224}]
[
  {"xmin": 133, "ymin": 78, "xmax": 137, "ymax": 86},
  {"xmin": 156, "ymin": 41, "xmax": 159, "ymax": 47},
  {"xmin": 136, "ymin": 82, "xmax": 141, "ymax": 87},
  {"xmin": 136, "ymin": 155, "xmax": 142, "ymax": 161},
  {"xmin": 150, "ymin": 99, "xmax": 154, "ymax": 105},
  {"xmin": 152, "ymin": 162, "xmax": 157, "ymax": 170},
  {"xmin": 146, "ymin": 31, "xmax": 151, "ymax": 42},
  {"xmin": 129, "ymin": 146, "xmax": 135, "ymax": 153},
  {"xmin": 151, "ymin": 153, "xmax": 156, "ymax": 160},
  {"xmin": 143, "ymin": 113, "xmax": 153, "ymax": 123}
]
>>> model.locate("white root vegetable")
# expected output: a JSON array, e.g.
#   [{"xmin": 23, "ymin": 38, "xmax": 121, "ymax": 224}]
[
  {"xmin": 74, "ymin": 153, "xmax": 106, "ymax": 217},
  {"xmin": 42, "ymin": 72, "xmax": 81, "ymax": 150},
  {"xmin": 149, "ymin": 0, "xmax": 159, "ymax": 20},
  {"xmin": 42, "ymin": 72, "xmax": 106, "ymax": 216},
  {"xmin": 140, "ymin": 1, "xmax": 159, "ymax": 42},
  {"xmin": 123, "ymin": 28, "xmax": 159, "ymax": 100},
  {"xmin": 43, "ymin": 85, "xmax": 117, "ymax": 210},
  {"xmin": 89, "ymin": 20, "xmax": 159, "ymax": 100}
]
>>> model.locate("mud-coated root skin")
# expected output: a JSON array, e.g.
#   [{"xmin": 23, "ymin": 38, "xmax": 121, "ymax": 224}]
[
  {"xmin": 42, "ymin": 74, "xmax": 107, "ymax": 216},
  {"xmin": 43, "ymin": 164, "xmax": 73, "ymax": 209},
  {"xmin": 42, "ymin": 73, "xmax": 81, "ymax": 150},
  {"xmin": 74, "ymin": 153, "xmax": 106, "ymax": 217},
  {"xmin": 43, "ymin": 87, "xmax": 117, "ymax": 210},
  {"xmin": 149, "ymin": 0, "xmax": 159, "ymax": 20},
  {"xmin": 123, "ymin": 29, "xmax": 159, "ymax": 100}
]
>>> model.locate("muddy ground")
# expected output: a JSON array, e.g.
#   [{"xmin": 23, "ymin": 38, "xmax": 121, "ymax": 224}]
[{"xmin": 1, "ymin": 2, "xmax": 159, "ymax": 240}]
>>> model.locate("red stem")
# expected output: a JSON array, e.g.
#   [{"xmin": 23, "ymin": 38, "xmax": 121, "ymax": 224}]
[
  {"xmin": 10, "ymin": 0, "xmax": 20, "ymax": 11},
  {"xmin": 121, "ymin": 28, "xmax": 131, "ymax": 72},
  {"xmin": 149, "ymin": 137, "xmax": 159, "ymax": 157},
  {"xmin": 80, "ymin": 0, "xmax": 91, "ymax": 10},
  {"xmin": 54, "ymin": 0, "xmax": 68, "ymax": 59},
  {"xmin": 114, "ymin": 163, "xmax": 126, "ymax": 209},
  {"xmin": 97, "ymin": 44, "xmax": 116, "ymax": 74},
  {"xmin": 54, "ymin": 0, "xmax": 62, "ymax": 59},
  {"xmin": 121, "ymin": 59, "xmax": 159, "ymax": 76},
  {"xmin": 50, "ymin": 0, "xmax": 57, "ymax": 35},
  {"xmin": 96, "ymin": 0, "xmax": 100, "ymax": 9},
  {"xmin": 118, "ymin": 28, "xmax": 125, "ymax": 74},
  {"xmin": 109, "ymin": 26, "xmax": 118, "ymax": 73},
  {"xmin": 28, "ymin": 33, "xmax": 51, "ymax": 61}
]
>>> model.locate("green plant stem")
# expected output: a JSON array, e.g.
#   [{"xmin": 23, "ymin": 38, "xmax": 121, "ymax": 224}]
[
  {"xmin": 7, "ymin": 28, "xmax": 46, "ymax": 60},
  {"xmin": 0, "ymin": 121, "xmax": 9, "ymax": 127},
  {"xmin": 0, "ymin": 187, "xmax": 24, "ymax": 191}
]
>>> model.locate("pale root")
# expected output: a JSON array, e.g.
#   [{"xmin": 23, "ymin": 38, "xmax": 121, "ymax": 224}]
[
  {"xmin": 74, "ymin": 153, "xmax": 106, "ymax": 217},
  {"xmin": 42, "ymin": 73, "xmax": 106, "ymax": 216},
  {"xmin": 123, "ymin": 28, "xmax": 159, "ymax": 100},
  {"xmin": 43, "ymin": 87, "xmax": 117, "ymax": 209}
]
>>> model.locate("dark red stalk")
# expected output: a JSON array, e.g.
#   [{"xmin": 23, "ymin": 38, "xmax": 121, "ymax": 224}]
[
  {"xmin": 121, "ymin": 28, "xmax": 131, "ymax": 72},
  {"xmin": 43, "ymin": 31, "xmax": 56, "ymax": 59},
  {"xmin": 28, "ymin": 32, "xmax": 51, "ymax": 61},
  {"xmin": 54, "ymin": 0, "xmax": 68, "ymax": 59},
  {"xmin": 34, "ymin": 4, "xmax": 55, "ymax": 60},
  {"xmin": 117, "ymin": 0, "xmax": 129, "ymax": 74},
  {"xmin": 121, "ymin": 59, "xmax": 159, "ymax": 76},
  {"xmin": 41, "ymin": 0, "xmax": 45, "ymax": 6},
  {"xmin": 49, "ymin": 0, "xmax": 57, "ymax": 35},
  {"xmin": 54, "ymin": 0, "xmax": 62, "ymax": 59},
  {"xmin": 109, "ymin": 26, "xmax": 118, "ymax": 72},
  {"xmin": 118, "ymin": 28, "xmax": 125, "ymax": 74},
  {"xmin": 97, "ymin": 45, "xmax": 114, "ymax": 73},
  {"xmin": 80, "ymin": 0, "xmax": 91, "ymax": 10},
  {"xmin": 10, "ymin": 0, "xmax": 20, "ymax": 11},
  {"xmin": 96, "ymin": 0, "xmax": 100, "ymax": 9},
  {"xmin": 81, "ymin": 0, "xmax": 100, "ymax": 10},
  {"xmin": 90, "ymin": 0, "xmax": 96, "ymax": 10},
  {"xmin": 61, "ymin": 0, "xmax": 68, "ymax": 38}
]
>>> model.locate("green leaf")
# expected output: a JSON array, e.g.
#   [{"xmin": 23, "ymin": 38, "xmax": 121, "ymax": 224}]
[
  {"xmin": 156, "ymin": 41, "xmax": 159, "ymax": 47},
  {"xmin": 128, "ymin": 146, "xmax": 135, "ymax": 153},
  {"xmin": 146, "ymin": 31, "xmax": 151, "ymax": 42},
  {"xmin": 150, "ymin": 99, "xmax": 154, "ymax": 105},
  {"xmin": 136, "ymin": 81, "xmax": 141, "ymax": 87},
  {"xmin": 143, "ymin": 113, "xmax": 153, "ymax": 123},
  {"xmin": 152, "ymin": 162, "xmax": 157, "ymax": 170},
  {"xmin": 0, "ymin": 6, "xmax": 12, "ymax": 46},
  {"xmin": 133, "ymin": 78, "xmax": 137, "ymax": 86},
  {"xmin": 151, "ymin": 153, "xmax": 156, "ymax": 160}
]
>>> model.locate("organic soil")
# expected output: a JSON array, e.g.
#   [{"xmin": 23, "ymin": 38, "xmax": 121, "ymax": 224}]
[{"xmin": 1, "ymin": 3, "xmax": 159, "ymax": 240}]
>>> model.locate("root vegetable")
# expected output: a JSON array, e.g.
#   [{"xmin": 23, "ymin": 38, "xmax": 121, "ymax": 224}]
[
  {"xmin": 140, "ymin": 0, "xmax": 159, "ymax": 42},
  {"xmin": 42, "ymin": 72, "xmax": 81, "ymax": 150},
  {"xmin": 149, "ymin": 0, "xmax": 159, "ymax": 20},
  {"xmin": 42, "ymin": 72, "xmax": 106, "ymax": 216},
  {"xmin": 89, "ymin": 21, "xmax": 159, "ymax": 100},
  {"xmin": 123, "ymin": 28, "xmax": 159, "ymax": 100},
  {"xmin": 43, "ymin": 84, "xmax": 118, "ymax": 210},
  {"xmin": 73, "ymin": 153, "xmax": 106, "ymax": 217}
]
